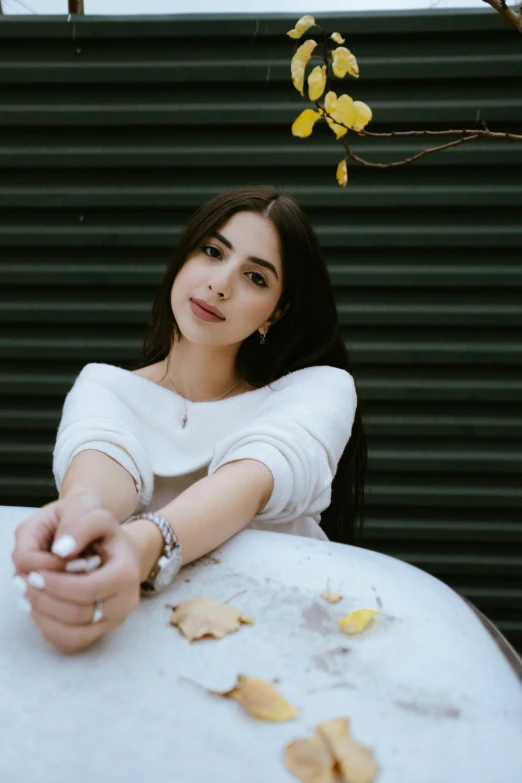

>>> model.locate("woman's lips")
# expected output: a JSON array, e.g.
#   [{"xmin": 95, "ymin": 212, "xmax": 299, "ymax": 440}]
[{"xmin": 189, "ymin": 299, "xmax": 225, "ymax": 323}]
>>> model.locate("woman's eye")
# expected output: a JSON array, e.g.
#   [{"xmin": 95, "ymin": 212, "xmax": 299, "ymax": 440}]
[
  {"xmin": 201, "ymin": 244, "xmax": 221, "ymax": 259},
  {"xmin": 247, "ymin": 272, "xmax": 268, "ymax": 288}
]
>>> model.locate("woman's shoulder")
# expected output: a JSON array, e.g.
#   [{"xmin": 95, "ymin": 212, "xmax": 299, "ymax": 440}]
[
  {"xmin": 275, "ymin": 365, "xmax": 355, "ymax": 393},
  {"xmin": 263, "ymin": 365, "xmax": 356, "ymax": 415},
  {"xmin": 78, "ymin": 361, "xmax": 162, "ymax": 385}
]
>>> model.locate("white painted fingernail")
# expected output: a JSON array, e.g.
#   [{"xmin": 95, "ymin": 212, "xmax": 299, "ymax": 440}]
[
  {"xmin": 19, "ymin": 597, "xmax": 32, "ymax": 614},
  {"xmin": 28, "ymin": 571, "xmax": 45, "ymax": 589},
  {"xmin": 85, "ymin": 555, "xmax": 102, "ymax": 572},
  {"xmin": 51, "ymin": 535, "xmax": 77, "ymax": 558},
  {"xmin": 65, "ymin": 558, "xmax": 89, "ymax": 573},
  {"xmin": 87, "ymin": 555, "xmax": 102, "ymax": 571},
  {"xmin": 13, "ymin": 575, "xmax": 27, "ymax": 596}
]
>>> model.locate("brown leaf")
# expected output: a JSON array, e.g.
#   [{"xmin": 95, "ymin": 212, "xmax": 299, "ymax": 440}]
[
  {"xmin": 317, "ymin": 718, "xmax": 380, "ymax": 783},
  {"xmin": 214, "ymin": 675, "xmax": 300, "ymax": 722},
  {"xmin": 169, "ymin": 596, "xmax": 253, "ymax": 641},
  {"xmin": 285, "ymin": 718, "xmax": 379, "ymax": 783},
  {"xmin": 321, "ymin": 590, "xmax": 343, "ymax": 604},
  {"xmin": 285, "ymin": 731, "xmax": 336, "ymax": 783}
]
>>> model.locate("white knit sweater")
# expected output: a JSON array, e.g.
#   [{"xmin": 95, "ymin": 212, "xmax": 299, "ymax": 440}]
[{"xmin": 52, "ymin": 362, "xmax": 357, "ymax": 541}]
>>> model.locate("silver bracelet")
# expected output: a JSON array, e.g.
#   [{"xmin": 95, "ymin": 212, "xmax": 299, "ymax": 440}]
[{"xmin": 122, "ymin": 511, "xmax": 179, "ymax": 557}]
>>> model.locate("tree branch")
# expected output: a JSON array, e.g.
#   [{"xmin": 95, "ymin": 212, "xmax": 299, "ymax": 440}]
[
  {"xmin": 343, "ymin": 133, "xmax": 482, "ymax": 169},
  {"xmin": 361, "ymin": 128, "xmax": 522, "ymax": 142},
  {"xmin": 481, "ymin": 0, "xmax": 522, "ymax": 32},
  {"xmin": 314, "ymin": 103, "xmax": 522, "ymax": 168}
]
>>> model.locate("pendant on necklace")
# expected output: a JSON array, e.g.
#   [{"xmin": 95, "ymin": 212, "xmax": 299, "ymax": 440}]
[{"xmin": 181, "ymin": 412, "xmax": 188, "ymax": 428}]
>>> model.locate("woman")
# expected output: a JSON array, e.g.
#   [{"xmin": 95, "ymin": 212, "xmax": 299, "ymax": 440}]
[{"xmin": 11, "ymin": 185, "xmax": 366, "ymax": 654}]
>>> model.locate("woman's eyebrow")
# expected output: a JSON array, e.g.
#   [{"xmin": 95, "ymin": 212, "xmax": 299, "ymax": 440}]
[{"xmin": 211, "ymin": 231, "xmax": 279, "ymax": 281}]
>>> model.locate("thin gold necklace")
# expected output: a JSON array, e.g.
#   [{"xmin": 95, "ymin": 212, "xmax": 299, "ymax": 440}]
[{"xmin": 164, "ymin": 356, "xmax": 242, "ymax": 428}]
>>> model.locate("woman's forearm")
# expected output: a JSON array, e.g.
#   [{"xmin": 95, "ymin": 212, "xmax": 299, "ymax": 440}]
[
  {"xmin": 59, "ymin": 450, "xmax": 139, "ymax": 522},
  {"xmin": 122, "ymin": 459, "xmax": 274, "ymax": 578}
]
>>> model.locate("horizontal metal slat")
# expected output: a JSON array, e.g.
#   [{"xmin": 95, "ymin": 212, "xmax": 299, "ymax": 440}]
[
  {"xmin": 0, "ymin": 221, "xmax": 521, "ymax": 248},
  {"xmin": 365, "ymin": 414, "xmax": 522, "ymax": 438},
  {"xmin": 386, "ymin": 551, "xmax": 522, "ymax": 578},
  {"xmin": 0, "ymin": 11, "xmax": 510, "ymax": 40},
  {"xmin": 359, "ymin": 376, "xmax": 522, "ymax": 402},
  {"xmin": 2, "ymin": 182, "xmax": 521, "ymax": 209},
  {"xmin": 369, "ymin": 446, "xmax": 522, "ymax": 474},
  {"xmin": 351, "ymin": 341, "xmax": 522, "ymax": 365},
  {"xmin": 452, "ymin": 587, "xmax": 522, "ymax": 612},
  {"xmin": 330, "ymin": 263, "xmax": 522, "ymax": 287},
  {"xmin": 0, "ymin": 98, "xmax": 520, "ymax": 126},
  {"xmin": 366, "ymin": 482, "xmax": 522, "ymax": 508},
  {"xmin": 363, "ymin": 518, "xmax": 522, "ymax": 543},
  {"xmin": 1, "ymin": 53, "xmax": 520, "ymax": 84},
  {"xmin": 1, "ymin": 140, "xmax": 520, "ymax": 169}
]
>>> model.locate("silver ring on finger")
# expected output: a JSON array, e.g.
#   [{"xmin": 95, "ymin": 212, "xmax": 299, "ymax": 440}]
[{"xmin": 91, "ymin": 599, "xmax": 104, "ymax": 624}]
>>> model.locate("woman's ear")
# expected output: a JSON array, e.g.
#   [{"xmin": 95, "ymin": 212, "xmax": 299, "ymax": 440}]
[{"xmin": 271, "ymin": 302, "xmax": 290, "ymax": 325}]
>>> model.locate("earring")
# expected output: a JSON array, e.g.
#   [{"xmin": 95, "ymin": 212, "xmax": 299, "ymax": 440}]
[{"xmin": 259, "ymin": 331, "xmax": 267, "ymax": 345}]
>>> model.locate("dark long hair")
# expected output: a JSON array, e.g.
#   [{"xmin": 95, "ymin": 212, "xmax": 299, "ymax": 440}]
[{"xmin": 132, "ymin": 186, "xmax": 367, "ymax": 543}]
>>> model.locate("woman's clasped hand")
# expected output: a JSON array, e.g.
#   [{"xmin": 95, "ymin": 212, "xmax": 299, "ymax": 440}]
[{"xmin": 11, "ymin": 493, "xmax": 142, "ymax": 655}]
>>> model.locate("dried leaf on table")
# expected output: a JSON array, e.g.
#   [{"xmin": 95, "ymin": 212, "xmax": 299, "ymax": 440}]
[
  {"xmin": 169, "ymin": 596, "xmax": 253, "ymax": 641},
  {"xmin": 317, "ymin": 718, "xmax": 380, "ymax": 783},
  {"xmin": 285, "ymin": 717, "xmax": 379, "ymax": 783},
  {"xmin": 285, "ymin": 731, "xmax": 336, "ymax": 783},
  {"xmin": 338, "ymin": 609, "xmax": 379, "ymax": 636},
  {"xmin": 321, "ymin": 590, "xmax": 343, "ymax": 604},
  {"xmin": 213, "ymin": 675, "xmax": 300, "ymax": 722}
]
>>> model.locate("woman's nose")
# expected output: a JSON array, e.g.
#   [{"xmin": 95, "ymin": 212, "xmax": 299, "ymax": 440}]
[{"xmin": 207, "ymin": 266, "xmax": 234, "ymax": 297}]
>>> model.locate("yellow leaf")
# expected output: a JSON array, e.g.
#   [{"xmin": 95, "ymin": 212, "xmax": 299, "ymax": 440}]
[
  {"xmin": 285, "ymin": 731, "xmax": 336, "ymax": 783},
  {"xmin": 169, "ymin": 596, "xmax": 253, "ymax": 641},
  {"xmin": 332, "ymin": 94, "xmax": 356, "ymax": 138},
  {"xmin": 286, "ymin": 718, "xmax": 379, "ymax": 783},
  {"xmin": 317, "ymin": 718, "xmax": 380, "ymax": 783},
  {"xmin": 338, "ymin": 608, "xmax": 379, "ymax": 636},
  {"xmin": 331, "ymin": 32, "xmax": 345, "ymax": 45},
  {"xmin": 336, "ymin": 160, "xmax": 348, "ymax": 188},
  {"xmin": 351, "ymin": 101, "xmax": 373, "ymax": 132},
  {"xmin": 215, "ymin": 675, "xmax": 300, "ymax": 722},
  {"xmin": 291, "ymin": 39, "xmax": 317, "ymax": 96},
  {"xmin": 308, "ymin": 65, "xmax": 327, "ymax": 102},
  {"xmin": 321, "ymin": 92, "xmax": 355, "ymax": 140},
  {"xmin": 320, "ymin": 91, "xmax": 346, "ymax": 140},
  {"xmin": 323, "ymin": 90, "xmax": 337, "ymax": 116},
  {"xmin": 321, "ymin": 590, "xmax": 343, "ymax": 603},
  {"xmin": 292, "ymin": 108, "xmax": 322, "ymax": 138},
  {"xmin": 287, "ymin": 15, "xmax": 316, "ymax": 39},
  {"xmin": 332, "ymin": 47, "xmax": 359, "ymax": 79}
]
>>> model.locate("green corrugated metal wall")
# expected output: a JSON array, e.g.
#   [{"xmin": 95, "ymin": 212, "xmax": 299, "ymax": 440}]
[{"xmin": 1, "ymin": 10, "xmax": 521, "ymax": 647}]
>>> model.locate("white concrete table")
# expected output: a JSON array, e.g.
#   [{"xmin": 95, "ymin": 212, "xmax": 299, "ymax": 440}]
[{"xmin": 1, "ymin": 505, "xmax": 521, "ymax": 783}]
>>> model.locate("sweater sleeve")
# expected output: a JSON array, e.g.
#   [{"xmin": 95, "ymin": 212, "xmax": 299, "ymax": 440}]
[
  {"xmin": 207, "ymin": 366, "xmax": 357, "ymax": 526},
  {"xmin": 52, "ymin": 367, "xmax": 154, "ymax": 512}
]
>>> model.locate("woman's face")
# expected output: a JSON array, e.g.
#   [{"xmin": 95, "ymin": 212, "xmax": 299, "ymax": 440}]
[{"xmin": 171, "ymin": 211, "xmax": 286, "ymax": 348}]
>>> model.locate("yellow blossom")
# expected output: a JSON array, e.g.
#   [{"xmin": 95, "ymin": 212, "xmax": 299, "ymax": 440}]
[
  {"xmin": 332, "ymin": 47, "xmax": 359, "ymax": 79},
  {"xmin": 287, "ymin": 15, "xmax": 316, "ymax": 39},
  {"xmin": 336, "ymin": 159, "xmax": 348, "ymax": 187},
  {"xmin": 292, "ymin": 108, "xmax": 322, "ymax": 138},
  {"xmin": 291, "ymin": 39, "xmax": 317, "ymax": 96},
  {"xmin": 330, "ymin": 32, "xmax": 345, "ymax": 44},
  {"xmin": 308, "ymin": 65, "xmax": 327, "ymax": 102}
]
